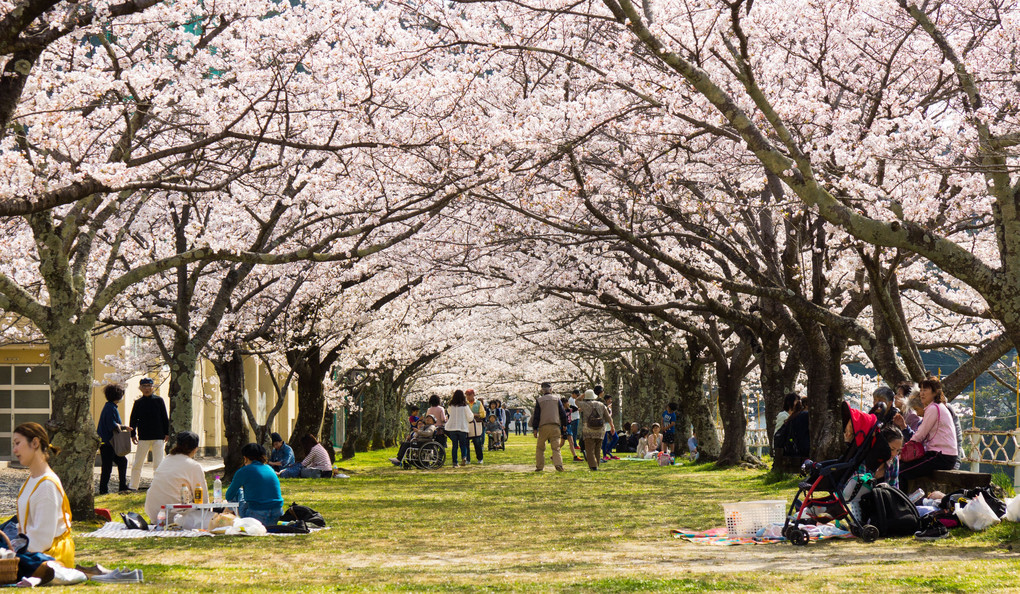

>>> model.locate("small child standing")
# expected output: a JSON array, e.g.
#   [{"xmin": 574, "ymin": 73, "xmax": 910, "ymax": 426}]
[{"xmin": 485, "ymin": 414, "xmax": 503, "ymax": 450}]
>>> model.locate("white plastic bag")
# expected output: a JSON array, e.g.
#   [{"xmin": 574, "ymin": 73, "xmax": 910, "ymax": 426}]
[
  {"xmin": 225, "ymin": 517, "xmax": 267, "ymax": 536},
  {"xmin": 956, "ymin": 493, "xmax": 1001, "ymax": 531},
  {"xmin": 1005, "ymin": 496, "xmax": 1020, "ymax": 523}
]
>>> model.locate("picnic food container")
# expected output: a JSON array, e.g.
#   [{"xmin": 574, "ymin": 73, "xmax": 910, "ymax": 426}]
[{"xmin": 722, "ymin": 500, "xmax": 786, "ymax": 537}]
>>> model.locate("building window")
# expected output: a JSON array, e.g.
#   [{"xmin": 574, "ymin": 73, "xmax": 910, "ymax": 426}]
[{"xmin": 0, "ymin": 365, "xmax": 51, "ymax": 460}]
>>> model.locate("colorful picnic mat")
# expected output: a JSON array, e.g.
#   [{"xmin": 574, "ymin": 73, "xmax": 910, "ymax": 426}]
[{"xmin": 671, "ymin": 525, "xmax": 854, "ymax": 546}]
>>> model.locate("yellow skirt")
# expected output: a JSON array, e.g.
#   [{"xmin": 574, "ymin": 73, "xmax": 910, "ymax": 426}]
[{"xmin": 45, "ymin": 531, "xmax": 74, "ymax": 568}]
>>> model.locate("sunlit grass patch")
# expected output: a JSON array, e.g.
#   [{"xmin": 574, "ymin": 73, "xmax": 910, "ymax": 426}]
[{"xmin": 80, "ymin": 436, "xmax": 1020, "ymax": 592}]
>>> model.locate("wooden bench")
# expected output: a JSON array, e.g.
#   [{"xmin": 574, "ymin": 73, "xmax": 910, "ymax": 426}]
[{"xmin": 913, "ymin": 469, "xmax": 991, "ymax": 495}]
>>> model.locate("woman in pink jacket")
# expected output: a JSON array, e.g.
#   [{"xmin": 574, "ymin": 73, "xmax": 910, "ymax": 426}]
[{"xmin": 899, "ymin": 377, "xmax": 958, "ymax": 492}]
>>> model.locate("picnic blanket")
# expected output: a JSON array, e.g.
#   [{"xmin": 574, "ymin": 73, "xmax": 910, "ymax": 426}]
[
  {"xmin": 619, "ymin": 457, "xmax": 683, "ymax": 465},
  {"xmin": 81, "ymin": 522, "xmax": 213, "ymax": 539},
  {"xmin": 80, "ymin": 521, "xmax": 324, "ymax": 538},
  {"xmin": 672, "ymin": 523, "xmax": 854, "ymax": 546}
]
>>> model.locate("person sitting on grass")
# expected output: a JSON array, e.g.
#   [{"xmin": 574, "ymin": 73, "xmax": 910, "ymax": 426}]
[
  {"xmin": 267, "ymin": 432, "xmax": 295, "ymax": 474},
  {"xmin": 226, "ymin": 443, "xmax": 284, "ymax": 527},
  {"xmin": 687, "ymin": 430, "xmax": 699, "ymax": 461},
  {"xmin": 617, "ymin": 422, "xmax": 640, "ymax": 453},
  {"xmin": 485, "ymin": 414, "xmax": 504, "ymax": 450},
  {"xmin": 145, "ymin": 431, "xmax": 208, "ymax": 524},
  {"xmin": 280, "ymin": 434, "xmax": 334, "ymax": 478},
  {"xmin": 12, "ymin": 422, "xmax": 75, "ymax": 574},
  {"xmin": 635, "ymin": 428, "xmax": 650, "ymax": 458},
  {"xmin": 390, "ymin": 416, "xmax": 437, "ymax": 466},
  {"xmin": 643, "ymin": 423, "xmax": 664, "ymax": 459}
]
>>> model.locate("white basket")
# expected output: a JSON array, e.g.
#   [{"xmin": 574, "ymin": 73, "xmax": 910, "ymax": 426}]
[{"xmin": 722, "ymin": 500, "xmax": 786, "ymax": 537}]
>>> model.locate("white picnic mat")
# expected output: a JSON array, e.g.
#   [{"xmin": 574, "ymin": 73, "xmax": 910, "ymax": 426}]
[
  {"xmin": 81, "ymin": 522, "xmax": 212, "ymax": 538},
  {"xmin": 80, "ymin": 521, "xmax": 325, "ymax": 538}
]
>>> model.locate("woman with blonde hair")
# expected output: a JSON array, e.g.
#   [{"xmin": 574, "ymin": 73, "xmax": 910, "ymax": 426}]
[{"xmin": 12, "ymin": 422, "xmax": 74, "ymax": 569}]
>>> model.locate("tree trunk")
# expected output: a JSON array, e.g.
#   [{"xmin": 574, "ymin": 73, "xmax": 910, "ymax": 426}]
[
  {"xmin": 213, "ymin": 351, "xmax": 247, "ymax": 480},
  {"xmin": 672, "ymin": 344, "xmax": 717, "ymax": 460},
  {"xmin": 320, "ymin": 409, "xmax": 336, "ymax": 464},
  {"xmin": 760, "ymin": 330, "xmax": 799, "ymax": 448},
  {"xmin": 800, "ymin": 323, "xmax": 846, "ymax": 461},
  {"xmin": 286, "ymin": 345, "xmax": 325, "ymax": 457},
  {"xmin": 167, "ymin": 343, "xmax": 198, "ymax": 449},
  {"xmin": 716, "ymin": 368, "xmax": 747, "ymax": 466},
  {"xmin": 47, "ymin": 323, "xmax": 100, "ymax": 519}
]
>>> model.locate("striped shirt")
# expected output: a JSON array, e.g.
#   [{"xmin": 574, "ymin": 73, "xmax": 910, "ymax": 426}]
[{"xmin": 302, "ymin": 443, "xmax": 333, "ymax": 471}]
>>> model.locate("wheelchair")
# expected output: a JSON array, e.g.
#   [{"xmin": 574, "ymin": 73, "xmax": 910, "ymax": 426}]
[{"xmin": 402, "ymin": 439, "xmax": 446, "ymax": 470}]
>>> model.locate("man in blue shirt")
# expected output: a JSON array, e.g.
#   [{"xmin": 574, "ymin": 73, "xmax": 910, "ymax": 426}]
[
  {"xmin": 267, "ymin": 432, "xmax": 295, "ymax": 474},
  {"xmin": 662, "ymin": 402, "xmax": 678, "ymax": 455}
]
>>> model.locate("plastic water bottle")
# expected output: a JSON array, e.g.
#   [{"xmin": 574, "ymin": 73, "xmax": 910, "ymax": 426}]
[
  {"xmin": 180, "ymin": 483, "xmax": 192, "ymax": 504},
  {"xmin": 156, "ymin": 508, "xmax": 166, "ymax": 528},
  {"xmin": 213, "ymin": 476, "xmax": 222, "ymax": 503}
]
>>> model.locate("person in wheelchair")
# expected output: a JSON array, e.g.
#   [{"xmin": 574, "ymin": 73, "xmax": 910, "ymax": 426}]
[
  {"xmin": 390, "ymin": 415, "xmax": 437, "ymax": 466},
  {"xmin": 485, "ymin": 414, "xmax": 504, "ymax": 450}
]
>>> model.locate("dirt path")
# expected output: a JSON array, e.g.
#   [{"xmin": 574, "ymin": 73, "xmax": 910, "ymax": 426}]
[{"xmin": 336, "ymin": 536, "xmax": 1019, "ymax": 575}]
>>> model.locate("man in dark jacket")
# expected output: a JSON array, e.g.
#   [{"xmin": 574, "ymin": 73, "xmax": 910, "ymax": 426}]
[
  {"xmin": 532, "ymin": 382, "xmax": 568, "ymax": 472},
  {"xmin": 128, "ymin": 377, "xmax": 170, "ymax": 489}
]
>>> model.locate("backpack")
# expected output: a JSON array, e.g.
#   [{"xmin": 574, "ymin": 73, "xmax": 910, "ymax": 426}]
[
  {"xmin": 773, "ymin": 420, "xmax": 794, "ymax": 455},
  {"xmin": 265, "ymin": 520, "xmax": 310, "ymax": 534},
  {"xmin": 279, "ymin": 503, "xmax": 326, "ymax": 527},
  {"xmin": 861, "ymin": 483, "xmax": 920, "ymax": 537},
  {"xmin": 585, "ymin": 403, "xmax": 604, "ymax": 429}
]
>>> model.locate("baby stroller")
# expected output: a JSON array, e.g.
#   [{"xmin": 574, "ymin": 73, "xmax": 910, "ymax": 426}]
[
  {"xmin": 402, "ymin": 437, "xmax": 446, "ymax": 470},
  {"xmin": 782, "ymin": 402, "xmax": 891, "ymax": 546}
]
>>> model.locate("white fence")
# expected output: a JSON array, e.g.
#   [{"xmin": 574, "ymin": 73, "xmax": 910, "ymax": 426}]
[{"xmin": 744, "ymin": 427, "xmax": 1020, "ymax": 488}]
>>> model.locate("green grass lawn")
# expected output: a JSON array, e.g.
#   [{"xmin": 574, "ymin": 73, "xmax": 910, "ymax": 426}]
[{"xmin": 80, "ymin": 436, "xmax": 1020, "ymax": 592}]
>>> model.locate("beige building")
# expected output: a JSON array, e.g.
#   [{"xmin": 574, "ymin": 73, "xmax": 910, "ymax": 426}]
[{"xmin": 0, "ymin": 333, "xmax": 335, "ymax": 461}]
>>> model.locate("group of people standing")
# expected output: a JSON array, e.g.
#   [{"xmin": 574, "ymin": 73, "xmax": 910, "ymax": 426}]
[
  {"xmin": 533, "ymin": 382, "xmax": 619, "ymax": 471},
  {"xmin": 414, "ymin": 389, "xmax": 516, "ymax": 468}
]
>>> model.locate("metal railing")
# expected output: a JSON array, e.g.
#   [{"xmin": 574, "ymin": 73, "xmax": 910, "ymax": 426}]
[
  {"xmin": 963, "ymin": 429, "xmax": 1020, "ymax": 488},
  {"xmin": 743, "ymin": 427, "xmax": 1020, "ymax": 488}
]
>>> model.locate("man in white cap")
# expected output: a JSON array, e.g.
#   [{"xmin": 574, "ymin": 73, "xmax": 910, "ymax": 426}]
[
  {"xmin": 578, "ymin": 389, "xmax": 613, "ymax": 470},
  {"xmin": 532, "ymin": 382, "xmax": 568, "ymax": 472}
]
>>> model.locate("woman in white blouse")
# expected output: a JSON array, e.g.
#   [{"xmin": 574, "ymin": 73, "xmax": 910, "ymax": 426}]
[{"xmin": 12, "ymin": 422, "xmax": 74, "ymax": 569}]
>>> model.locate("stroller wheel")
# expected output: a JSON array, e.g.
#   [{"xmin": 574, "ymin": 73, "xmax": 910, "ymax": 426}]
[
  {"xmin": 788, "ymin": 527, "xmax": 809, "ymax": 546},
  {"xmin": 861, "ymin": 524, "xmax": 879, "ymax": 543}
]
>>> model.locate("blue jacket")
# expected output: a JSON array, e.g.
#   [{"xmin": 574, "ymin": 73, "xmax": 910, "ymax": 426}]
[
  {"xmin": 269, "ymin": 444, "xmax": 295, "ymax": 468},
  {"xmin": 97, "ymin": 401, "xmax": 123, "ymax": 443},
  {"xmin": 225, "ymin": 462, "xmax": 283, "ymax": 511}
]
